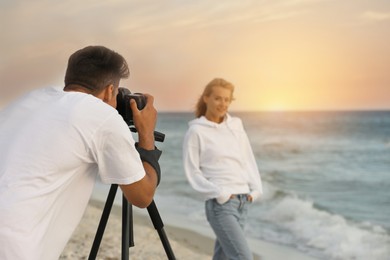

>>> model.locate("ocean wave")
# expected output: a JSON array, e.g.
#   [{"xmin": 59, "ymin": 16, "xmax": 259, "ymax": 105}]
[
  {"xmin": 260, "ymin": 140, "xmax": 302, "ymax": 155},
  {"xmin": 260, "ymin": 194, "xmax": 390, "ymax": 260}
]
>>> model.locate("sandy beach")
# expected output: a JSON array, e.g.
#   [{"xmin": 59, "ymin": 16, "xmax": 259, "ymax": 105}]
[
  {"xmin": 60, "ymin": 199, "xmax": 317, "ymax": 260},
  {"xmin": 60, "ymin": 200, "xmax": 212, "ymax": 260}
]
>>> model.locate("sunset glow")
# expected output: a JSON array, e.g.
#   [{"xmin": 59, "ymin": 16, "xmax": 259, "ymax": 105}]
[{"xmin": 1, "ymin": 1, "xmax": 389, "ymax": 111}]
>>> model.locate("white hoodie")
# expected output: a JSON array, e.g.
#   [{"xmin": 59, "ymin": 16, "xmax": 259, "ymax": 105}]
[{"xmin": 183, "ymin": 114, "xmax": 263, "ymax": 204}]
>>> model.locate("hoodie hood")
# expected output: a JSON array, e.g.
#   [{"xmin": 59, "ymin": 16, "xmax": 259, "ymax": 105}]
[{"xmin": 188, "ymin": 114, "xmax": 233, "ymax": 128}]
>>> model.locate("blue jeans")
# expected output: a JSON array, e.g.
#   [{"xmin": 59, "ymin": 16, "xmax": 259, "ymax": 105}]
[{"xmin": 205, "ymin": 195, "xmax": 253, "ymax": 260}]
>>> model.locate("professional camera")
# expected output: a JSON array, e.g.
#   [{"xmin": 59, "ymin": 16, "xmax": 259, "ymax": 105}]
[
  {"xmin": 116, "ymin": 87, "xmax": 146, "ymax": 126},
  {"xmin": 116, "ymin": 87, "xmax": 164, "ymax": 142}
]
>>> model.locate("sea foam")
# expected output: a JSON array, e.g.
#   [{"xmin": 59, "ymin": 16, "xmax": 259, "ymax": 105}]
[{"xmin": 261, "ymin": 193, "xmax": 390, "ymax": 260}]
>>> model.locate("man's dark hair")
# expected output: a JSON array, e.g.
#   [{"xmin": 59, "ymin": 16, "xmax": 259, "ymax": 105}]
[{"xmin": 64, "ymin": 46, "xmax": 130, "ymax": 94}]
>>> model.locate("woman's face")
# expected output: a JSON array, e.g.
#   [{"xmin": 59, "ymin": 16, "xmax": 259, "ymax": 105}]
[{"xmin": 203, "ymin": 86, "xmax": 232, "ymax": 123}]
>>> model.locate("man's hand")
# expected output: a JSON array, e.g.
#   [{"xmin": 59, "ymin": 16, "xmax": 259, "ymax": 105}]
[{"xmin": 130, "ymin": 93, "xmax": 157, "ymax": 150}]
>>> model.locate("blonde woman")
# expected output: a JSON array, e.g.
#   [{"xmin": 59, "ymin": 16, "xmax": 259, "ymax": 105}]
[{"xmin": 183, "ymin": 78, "xmax": 263, "ymax": 260}]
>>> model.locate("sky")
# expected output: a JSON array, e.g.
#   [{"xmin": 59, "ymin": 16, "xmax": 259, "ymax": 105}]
[{"xmin": 1, "ymin": 0, "xmax": 389, "ymax": 111}]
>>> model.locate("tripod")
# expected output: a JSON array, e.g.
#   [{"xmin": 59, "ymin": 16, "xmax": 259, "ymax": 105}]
[
  {"xmin": 88, "ymin": 184, "xmax": 176, "ymax": 260},
  {"xmin": 89, "ymin": 100, "xmax": 171, "ymax": 259}
]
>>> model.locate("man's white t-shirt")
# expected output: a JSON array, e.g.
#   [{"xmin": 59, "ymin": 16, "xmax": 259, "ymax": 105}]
[{"xmin": 0, "ymin": 87, "xmax": 146, "ymax": 259}]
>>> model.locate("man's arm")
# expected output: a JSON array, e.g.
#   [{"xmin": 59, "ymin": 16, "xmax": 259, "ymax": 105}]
[
  {"xmin": 120, "ymin": 94, "xmax": 159, "ymax": 208},
  {"xmin": 119, "ymin": 161, "xmax": 157, "ymax": 208}
]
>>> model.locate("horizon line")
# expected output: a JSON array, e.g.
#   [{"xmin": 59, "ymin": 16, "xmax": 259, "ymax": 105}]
[{"xmin": 158, "ymin": 108, "xmax": 390, "ymax": 113}]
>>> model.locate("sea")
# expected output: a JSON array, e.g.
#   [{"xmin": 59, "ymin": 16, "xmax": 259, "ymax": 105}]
[{"xmin": 92, "ymin": 111, "xmax": 390, "ymax": 260}]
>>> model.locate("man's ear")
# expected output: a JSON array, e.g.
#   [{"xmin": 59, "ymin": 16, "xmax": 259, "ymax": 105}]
[{"xmin": 102, "ymin": 84, "xmax": 114, "ymax": 102}]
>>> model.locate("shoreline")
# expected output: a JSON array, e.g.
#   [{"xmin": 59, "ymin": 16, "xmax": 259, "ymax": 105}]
[
  {"xmin": 61, "ymin": 199, "xmax": 211, "ymax": 259},
  {"xmin": 61, "ymin": 199, "xmax": 317, "ymax": 260},
  {"xmin": 141, "ymin": 202, "xmax": 317, "ymax": 260}
]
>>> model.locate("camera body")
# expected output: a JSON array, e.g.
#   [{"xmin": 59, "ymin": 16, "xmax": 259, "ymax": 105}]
[
  {"xmin": 116, "ymin": 87, "xmax": 146, "ymax": 126},
  {"xmin": 116, "ymin": 87, "xmax": 165, "ymax": 142}
]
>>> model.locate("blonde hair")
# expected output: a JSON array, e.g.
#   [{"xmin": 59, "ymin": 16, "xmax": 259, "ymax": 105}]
[{"xmin": 195, "ymin": 78, "xmax": 235, "ymax": 118}]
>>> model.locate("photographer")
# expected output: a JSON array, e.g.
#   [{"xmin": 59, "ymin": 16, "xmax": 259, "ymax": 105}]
[{"xmin": 0, "ymin": 46, "xmax": 160, "ymax": 259}]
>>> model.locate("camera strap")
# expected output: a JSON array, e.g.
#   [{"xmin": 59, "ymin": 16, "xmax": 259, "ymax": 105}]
[{"xmin": 135, "ymin": 143, "xmax": 162, "ymax": 186}]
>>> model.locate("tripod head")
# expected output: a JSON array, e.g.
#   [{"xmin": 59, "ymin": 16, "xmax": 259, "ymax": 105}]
[
  {"xmin": 128, "ymin": 127, "xmax": 165, "ymax": 143},
  {"xmin": 116, "ymin": 87, "xmax": 165, "ymax": 142}
]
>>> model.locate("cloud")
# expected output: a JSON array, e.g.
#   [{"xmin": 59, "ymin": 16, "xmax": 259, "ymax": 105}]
[
  {"xmin": 361, "ymin": 11, "xmax": 390, "ymax": 21},
  {"xmin": 116, "ymin": 0, "xmax": 323, "ymax": 33}
]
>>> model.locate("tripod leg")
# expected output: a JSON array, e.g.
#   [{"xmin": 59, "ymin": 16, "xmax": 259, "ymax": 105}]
[
  {"xmin": 121, "ymin": 195, "xmax": 134, "ymax": 260},
  {"xmin": 88, "ymin": 184, "xmax": 118, "ymax": 260},
  {"xmin": 147, "ymin": 200, "xmax": 176, "ymax": 260}
]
